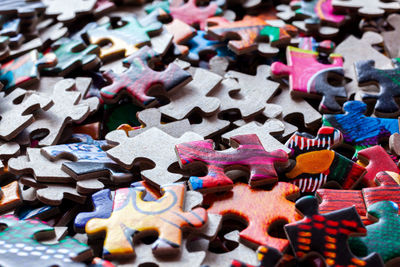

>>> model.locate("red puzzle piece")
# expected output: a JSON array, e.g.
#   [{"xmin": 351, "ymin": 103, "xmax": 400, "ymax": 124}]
[
  {"xmin": 362, "ymin": 171, "xmax": 400, "ymax": 210},
  {"xmin": 357, "ymin": 145, "xmax": 399, "ymax": 187},
  {"xmin": 316, "ymin": 189, "xmax": 369, "ymax": 225},
  {"xmin": 176, "ymin": 134, "xmax": 289, "ymax": 193},
  {"xmin": 100, "ymin": 46, "xmax": 192, "ymax": 106},
  {"xmin": 206, "ymin": 182, "xmax": 301, "ymax": 251}
]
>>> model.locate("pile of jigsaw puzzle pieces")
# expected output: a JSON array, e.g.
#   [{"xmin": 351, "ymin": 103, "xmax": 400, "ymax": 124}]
[{"xmin": 4, "ymin": 0, "xmax": 400, "ymax": 266}]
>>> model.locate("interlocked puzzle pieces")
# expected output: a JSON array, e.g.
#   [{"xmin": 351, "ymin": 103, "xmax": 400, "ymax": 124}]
[
  {"xmin": 207, "ymin": 16, "xmax": 296, "ymax": 55},
  {"xmin": 323, "ymin": 101, "xmax": 399, "ymax": 156},
  {"xmin": 349, "ymin": 201, "xmax": 400, "ymax": 264},
  {"xmin": 85, "ymin": 183, "xmax": 207, "ymax": 259},
  {"xmin": 106, "ymin": 127, "xmax": 203, "ymax": 188},
  {"xmin": 271, "ymin": 46, "xmax": 346, "ymax": 113},
  {"xmin": 206, "ymin": 182, "xmax": 300, "ymax": 251},
  {"xmin": 0, "ymin": 49, "xmax": 56, "ymax": 91},
  {"xmin": 41, "ymin": 134, "xmax": 133, "ymax": 182},
  {"xmin": 284, "ymin": 126, "xmax": 365, "ymax": 193},
  {"xmin": 44, "ymin": 38, "xmax": 100, "ymax": 76},
  {"xmin": 100, "ymin": 46, "xmax": 192, "ymax": 106},
  {"xmin": 0, "ymin": 215, "xmax": 92, "ymax": 267},
  {"xmin": 284, "ymin": 195, "xmax": 384, "ymax": 267},
  {"xmin": 176, "ymin": 134, "xmax": 288, "ymax": 193},
  {"xmin": 86, "ymin": 15, "xmax": 162, "ymax": 61},
  {"xmin": 355, "ymin": 58, "xmax": 400, "ymax": 117}
]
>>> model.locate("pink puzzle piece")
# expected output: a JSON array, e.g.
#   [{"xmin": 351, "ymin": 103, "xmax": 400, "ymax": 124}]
[
  {"xmin": 176, "ymin": 134, "xmax": 289, "ymax": 193},
  {"xmin": 271, "ymin": 46, "xmax": 346, "ymax": 112},
  {"xmin": 170, "ymin": 0, "xmax": 219, "ymax": 30}
]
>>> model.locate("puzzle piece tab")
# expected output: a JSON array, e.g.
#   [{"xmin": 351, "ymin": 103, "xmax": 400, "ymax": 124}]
[
  {"xmin": 176, "ymin": 134, "xmax": 288, "ymax": 193},
  {"xmin": 271, "ymin": 46, "xmax": 346, "ymax": 113}
]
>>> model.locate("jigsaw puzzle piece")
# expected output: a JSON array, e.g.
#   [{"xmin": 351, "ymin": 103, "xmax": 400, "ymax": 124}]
[
  {"xmin": 332, "ymin": 0, "xmax": 400, "ymax": 18},
  {"xmin": 271, "ymin": 46, "xmax": 346, "ymax": 113},
  {"xmin": 356, "ymin": 58, "xmax": 400, "ymax": 117},
  {"xmin": 42, "ymin": 0, "xmax": 97, "ymax": 23},
  {"xmin": 349, "ymin": 201, "xmax": 400, "ymax": 264},
  {"xmin": 106, "ymin": 127, "xmax": 203, "ymax": 188},
  {"xmin": 41, "ymin": 133, "xmax": 133, "ymax": 183},
  {"xmin": 100, "ymin": 46, "xmax": 192, "ymax": 106},
  {"xmin": 176, "ymin": 134, "xmax": 289, "ymax": 193},
  {"xmin": 44, "ymin": 38, "xmax": 100, "ymax": 76},
  {"xmin": 284, "ymin": 195, "xmax": 384, "ymax": 267},
  {"xmin": 86, "ymin": 15, "xmax": 162, "ymax": 61},
  {"xmin": 357, "ymin": 146, "xmax": 399, "ymax": 187},
  {"xmin": 85, "ymin": 183, "xmax": 207, "ymax": 259},
  {"xmin": 0, "ymin": 181, "xmax": 22, "ymax": 214},
  {"xmin": 0, "ymin": 50, "xmax": 56, "ymax": 91},
  {"xmin": 159, "ymin": 67, "xmax": 221, "ymax": 120},
  {"xmin": 322, "ymin": 101, "xmax": 399, "ymax": 156},
  {"xmin": 206, "ymin": 182, "xmax": 300, "ymax": 251}
]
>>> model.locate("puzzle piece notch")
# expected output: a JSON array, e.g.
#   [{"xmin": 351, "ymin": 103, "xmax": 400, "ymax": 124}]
[
  {"xmin": 271, "ymin": 46, "xmax": 346, "ymax": 113},
  {"xmin": 0, "ymin": 214, "xmax": 93, "ymax": 267},
  {"xmin": 176, "ymin": 134, "xmax": 289, "ymax": 193},
  {"xmin": 284, "ymin": 195, "xmax": 384, "ymax": 267},
  {"xmin": 356, "ymin": 58, "xmax": 400, "ymax": 117},
  {"xmin": 206, "ymin": 182, "xmax": 300, "ymax": 251},
  {"xmin": 85, "ymin": 183, "xmax": 207, "ymax": 259},
  {"xmin": 100, "ymin": 46, "xmax": 192, "ymax": 107}
]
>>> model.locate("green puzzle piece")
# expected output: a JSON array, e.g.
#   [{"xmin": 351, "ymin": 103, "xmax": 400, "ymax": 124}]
[
  {"xmin": 0, "ymin": 215, "xmax": 92, "ymax": 267},
  {"xmin": 44, "ymin": 37, "xmax": 100, "ymax": 76},
  {"xmin": 349, "ymin": 201, "xmax": 400, "ymax": 263}
]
